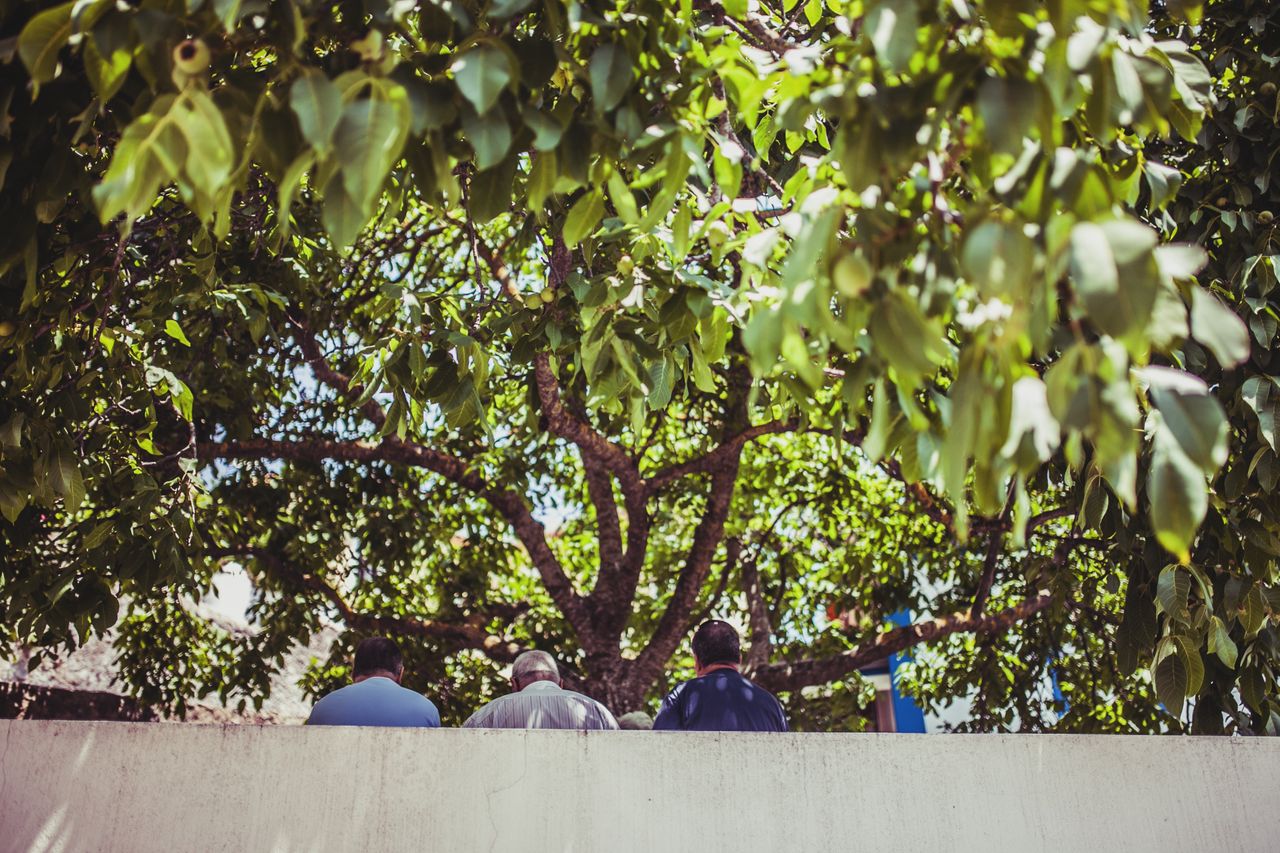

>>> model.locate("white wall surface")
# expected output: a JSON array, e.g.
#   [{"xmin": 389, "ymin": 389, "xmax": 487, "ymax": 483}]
[{"xmin": 1, "ymin": 720, "xmax": 1276, "ymax": 853}]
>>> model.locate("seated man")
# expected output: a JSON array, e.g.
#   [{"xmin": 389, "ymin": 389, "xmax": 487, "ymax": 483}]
[
  {"xmin": 306, "ymin": 637, "xmax": 441, "ymax": 728},
  {"xmin": 463, "ymin": 650, "xmax": 618, "ymax": 730},
  {"xmin": 653, "ymin": 620, "xmax": 788, "ymax": 732}
]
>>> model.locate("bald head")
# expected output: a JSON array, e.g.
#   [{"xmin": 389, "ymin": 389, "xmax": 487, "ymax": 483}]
[{"xmin": 511, "ymin": 650, "xmax": 560, "ymax": 690}]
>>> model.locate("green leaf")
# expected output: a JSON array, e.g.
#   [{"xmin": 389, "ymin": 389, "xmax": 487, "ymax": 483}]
[
  {"xmin": 327, "ymin": 96, "xmax": 410, "ymax": 244},
  {"xmin": 689, "ymin": 345, "xmax": 716, "ymax": 392},
  {"xmin": 1147, "ymin": 410, "xmax": 1207, "ymax": 562},
  {"xmin": 462, "ymin": 109, "xmax": 512, "ymax": 171},
  {"xmin": 1156, "ymin": 565, "xmax": 1190, "ymax": 619},
  {"xmin": 94, "ymin": 91, "xmax": 235, "ymax": 229},
  {"xmin": 961, "ymin": 220, "xmax": 1035, "ymax": 298},
  {"xmin": 1143, "ymin": 367, "xmax": 1227, "ymax": 471},
  {"xmin": 1242, "ymin": 585, "xmax": 1267, "ymax": 637},
  {"xmin": 647, "ymin": 358, "xmax": 674, "ymax": 408},
  {"xmin": 71, "ymin": 0, "xmax": 114, "ymax": 32},
  {"xmin": 589, "ymin": 43, "xmax": 632, "ymax": 111},
  {"xmin": 865, "ymin": 0, "xmax": 918, "ymax": 75},
  {"xmin": 0, "ymin": 478, "xmax": 26, "ymax": 524},
  {"xmin": 870, "ymin": 291, "xmax": 950, "ymax": 389},
  {"xmin": 1143, "ymin": 161, "xmax": 1183, "ymax": 208},
  {"xmin": 1173, "ymin": 636, "xmax": 1204, "ymax": 697},
  {"xmin": 453, "ymin": 44, "xmax": 511, "ymax": 113},
  {"xmin": 213, "ymin": 0, "xmax": 244, "ymax": 30},
  {"xmin": 1117, "ymin": 581, "xmax": 1156, "ymax": 676},
  {"xmin": 524, "ymin": 109, "xmax": 565, "ymax": 151},
  {"xmin": 174, "ymin": 90, "xmax": 236, "ymax": 223},
  {"xmin": 1153, "ymin": 244, "xmax": 1206, "ymax": 281},
  {"xmin": 606, "ymin": 171, "xmax": 639, "ymax": 225},
  {"xmin": 831, "ymin": 251, "xmax": 871, "ymax": 297},
  {"xmin": 1208, "ymin": 616, "xmax": 1238, "ymax": 669},
  {"xmin": 780, "ymin": 326, "xmax": 823, "ymax": 390},
  {"xmin": 977, "ymin": 77, "xmax": 1037, "ymax": 156},
  {"xmin": 169, "ymin": 378, "xmax": 194, "ymax": 421},
  {"xmin": 290, "ymin": 71, "xmax": 343, "ymax": 155},
  {"xmin": 83, "ymin": 34, "xmax": 131, "ymax": 101},
  {"xmin": 1239, "ymin": 666, "xmax": 1266, "ymax": 714},
  {"xmin": 50, "ymin": 449, "xmax": 85, "ymax": 512},
  {"xmin": 863, "ymin": 380, "xmax": 898, "ymax": 463},
  {"xmin": 18, "ymin": 2, "xmax": 73, "ymax": 88},
  {"xmin": 469, "ymin": 153, "xmax": 517, "ymax": 222},
  {"xmin": 489, "ymin": 0, "xmax": 534, "ymax": 18},
  {"xmin": 1069, "ymin": 222, "xmax": 1118, "ymax": 310},
  {"xmin": 563, "ymin": 190, "xmax": 604, "ymax": 249},
  {"xmin": 1000, "ymin": 377, "xmax": 1060, "ymax": 470},
  {"xmin": 277, "ymin": 151, "xmax": 315, "ymax": 237},
  {"xmin": 0, "ymin": 413, "xmax": 24, "ymax": 448},
  {"xmin": 1153, "ymin": 643, "xmax": 1189, "ymax": 713},
  {"xmin": 1189, "ymin": 286, "xmax": 1250, "ymax": 368},
  {"xmin": 82, "ymin": 519, "xmax": 114, "ymax": 550},
  {"xmin": 1241, "ymin": 376, "xmax": 1280, "ymax": 454},
  {"xmin": 164, "ymin": 319, "xmax": 192, "ymax": 347},
  {"xmin": 1071, "ymin": 220, "xmax": 1159, "ymax": 339},
  {"xmin": 526, "ymin": 151, "xmax": 557, "ymax": 211}
]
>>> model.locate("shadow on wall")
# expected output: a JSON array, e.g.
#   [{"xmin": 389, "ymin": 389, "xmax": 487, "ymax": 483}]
[{"xmin": 0, "ymin": 682, "xmax": 157, "ymax": 722}]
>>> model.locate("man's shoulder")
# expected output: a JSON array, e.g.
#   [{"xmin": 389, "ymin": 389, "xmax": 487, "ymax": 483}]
[
  {"xmin": 312, "ymin": 681, "xmax": 361, "ymax": 706},
  {"xmin": 664, "ymin": 677, "xmax": 700, "ymax": 705},
  {"xmin": 559, "ymin": 690, "xmax": 618, "ymax": 728},
  {"xmin": 462, "ymin": 693, "xmax": 511, "ymax": 725},
  {"xmin": 746, "ymin": 677, "xmax": 780, "ymax": 699},
  {"xmin": 744, "ymin": 676, "xmax": 784, "ymax": 707},
  {"xmin": 559, "ymin": 688, "xmax": 604, "ymax": 706}
]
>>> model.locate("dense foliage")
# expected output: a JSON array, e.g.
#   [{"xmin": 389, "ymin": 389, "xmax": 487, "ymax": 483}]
[{"xmin": 1, "ymin": 0, "xmax": 1277, "ymax": 732}]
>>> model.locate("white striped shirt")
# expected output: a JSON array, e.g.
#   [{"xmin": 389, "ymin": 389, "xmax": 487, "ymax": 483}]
[{"xmin": 462, "ymin": 680, "xmax": 619, "ymax": 730}]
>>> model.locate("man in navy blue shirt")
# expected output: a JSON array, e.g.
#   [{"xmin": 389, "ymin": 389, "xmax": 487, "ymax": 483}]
[
  {"xmin": 306, "ymin": 637, "xmax": 441, "ymax": 727},
  {"xmin": 653, "ymin": 620, "xmax": 788, "ymax": 732}
]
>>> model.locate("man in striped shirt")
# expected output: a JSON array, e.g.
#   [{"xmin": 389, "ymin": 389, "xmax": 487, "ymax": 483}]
[{"xmin": 462, "ymin": 650, "xmax": 619, "ymax": 730}]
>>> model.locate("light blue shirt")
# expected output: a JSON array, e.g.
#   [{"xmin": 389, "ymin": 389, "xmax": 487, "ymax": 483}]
[{"xmin": 306, "ymin": 676, "xmax": 441, "ymax": 728}]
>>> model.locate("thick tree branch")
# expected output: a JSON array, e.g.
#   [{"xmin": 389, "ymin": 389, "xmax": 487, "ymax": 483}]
[
  {"xmin": 742, "ymin": 547, "xmax": 773, "ymax": 670},
  {"xmin": 750, "ymin": 593, "xmax": 1056, "ymax": 693},
  {"xmin": 633, "ymin": 460, "xmax": 742, "ymax": 683},
  {"xmin": 632, "ymin": 367, "xmax": 753, "ymax": 685},
  {"xmin": 209, "ymin": 547, "xmax": 525, "ymax": 662},
  {"xmin": 645, "ymin": 420, "xmax": 795, "ymax": 495},
  {"xmin": 584, "ymin": 462, "xmax": 623, "ymax": 566},
  {"xmin": 198, "ymin": 436, "xmax": 591, "ymax": 640},
  {"xmin": 881, "ymin": 457, "xmax": 1075, "ymax": 538},
  {"xmin": 971, "ymin": 533, "xmax": 1003, "ymax": 618},
  {"xmin": 472, "ymin": 234, "xmax": 651, "ymax": 640},
  {"xmin": 289, "ymin": 314, "xmax": 387, "ymax": 429},
  {"xmin": 690, "ymin": 536, "xmax": 740, "ymax": 627},
  {"xmin": 695, "ymin": 0, "xmax": 794, "ymax": 55}
]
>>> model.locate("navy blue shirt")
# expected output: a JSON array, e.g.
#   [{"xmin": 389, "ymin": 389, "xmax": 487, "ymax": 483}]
[
  {"xmin": 653, "ymin": 667, "xmax": 788, "ymax": 732},
  {"xmin": 306, "ymin": 676, "xmax": 441, "ymax": 728}
]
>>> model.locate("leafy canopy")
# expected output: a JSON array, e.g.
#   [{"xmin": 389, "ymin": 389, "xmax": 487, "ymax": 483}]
[{"xmin": 1, "ymin": 0, "xmax": 1278, "ymax": 732}]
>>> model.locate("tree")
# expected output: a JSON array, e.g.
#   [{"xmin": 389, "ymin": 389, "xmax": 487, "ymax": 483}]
[{"xmin": 0, "ymin": 0, "xmax": 1276, "ymax": 731}]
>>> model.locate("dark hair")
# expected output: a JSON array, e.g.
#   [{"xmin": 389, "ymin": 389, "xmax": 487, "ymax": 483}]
[
  {"xmin": 692, "ymin": 620, "xmax": 740, "ymax": 666},
  {"xmin": 353, "ymin": 637, "xmax": 403, "ymax": 677}
]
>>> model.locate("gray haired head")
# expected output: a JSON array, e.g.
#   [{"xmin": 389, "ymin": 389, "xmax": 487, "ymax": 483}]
[
  {"xmin": 511, "ymin": 650, "xmax": 560, "ymax": 689},
  {"xmin": 617, "ymin": 712, "xmax": 653, "ymax": 730}
]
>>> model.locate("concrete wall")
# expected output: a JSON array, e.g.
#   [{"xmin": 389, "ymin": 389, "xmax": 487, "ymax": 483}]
[{"xmin": 1, "ymin": 720, "xmax": 1276, "ymax": 853}]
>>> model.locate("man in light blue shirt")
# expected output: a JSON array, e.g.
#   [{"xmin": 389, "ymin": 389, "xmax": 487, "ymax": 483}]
[{"xmin": 306, "ymin": 637, "xmax": 441, "ymax": 728}]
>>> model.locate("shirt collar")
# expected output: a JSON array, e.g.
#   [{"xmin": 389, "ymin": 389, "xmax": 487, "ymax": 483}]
[{"xmin": 520, "ymin": 680, "xmax": 563, "ymax": 693}]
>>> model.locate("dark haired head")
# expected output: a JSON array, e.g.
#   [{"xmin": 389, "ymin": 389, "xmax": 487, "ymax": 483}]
[
  {"xmin": 353, "ymin": 637, "xmax": 404, "ymax": 679},
  {"xmin": 691, "ymin": 620, "xmax": 741, "ymax": 667}
]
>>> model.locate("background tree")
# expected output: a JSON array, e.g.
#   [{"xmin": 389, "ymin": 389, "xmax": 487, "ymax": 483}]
[{"xmin": 1, "ymin": 0, "xmax": 1276, "ymax": 731}]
